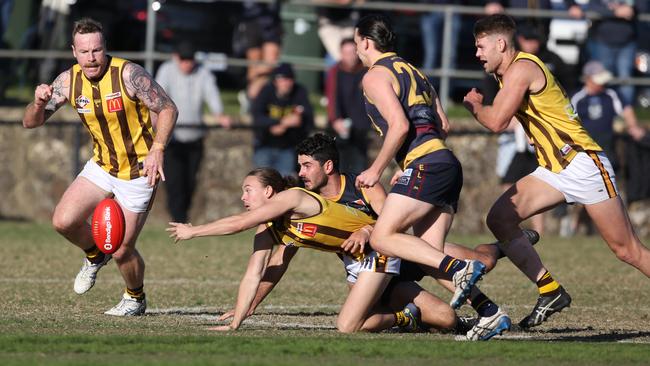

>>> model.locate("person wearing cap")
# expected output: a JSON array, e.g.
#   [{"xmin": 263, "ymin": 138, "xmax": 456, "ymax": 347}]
[
  {"xmin": 564, "ymin": 60, "xmax": 648, "ymax": 235},
  {"xmin": 155, "ymin": 40, "xmax": 232, "ymax": 223},
  {"xmin": 572, "ymin": 60, "xmax": 646, "ymax": 168},
  {"xmin": 250, "ymin": 63, "xmax": 314, "ymax": 176}
]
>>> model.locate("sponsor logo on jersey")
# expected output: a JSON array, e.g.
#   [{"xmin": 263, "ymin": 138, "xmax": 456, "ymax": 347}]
[
  {"xmin": 105, "ymin": 92, "xmax": 124, "ymax": 113},
  {"xmin": 560, "ymin": 144, "xmax": 573, "ymax": 156},
  {"xmin": 76, "ymin": 95, "xmax": 90, "ymax": 108},
  {"xmin": 296, "ymin": 222, "xmax": 318, "ymax": 237}
]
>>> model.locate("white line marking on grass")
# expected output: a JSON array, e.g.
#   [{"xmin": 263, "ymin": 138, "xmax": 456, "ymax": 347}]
[{"xmin": 148, "ymin": 304, "xmax": 341, "ymax": 315}]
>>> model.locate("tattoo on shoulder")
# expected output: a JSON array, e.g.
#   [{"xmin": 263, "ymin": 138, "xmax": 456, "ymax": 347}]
[{"xmin": 125, "ymin": 62, "xmax": 174, "ymax": 113}]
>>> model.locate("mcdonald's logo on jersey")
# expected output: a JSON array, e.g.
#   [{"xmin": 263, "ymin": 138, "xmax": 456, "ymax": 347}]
[
  {"xmin": 296, "ymin": 222, "xmax": 318, "ymax": 237},
  {"xmin": 105, "ymin": 91, "xmax": 124, "ymax": 113}
]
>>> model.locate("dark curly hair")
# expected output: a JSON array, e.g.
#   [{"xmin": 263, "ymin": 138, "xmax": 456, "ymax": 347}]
[{"xmin": 295, "ymin": 133, "xmax": 339, "ymax": 172}]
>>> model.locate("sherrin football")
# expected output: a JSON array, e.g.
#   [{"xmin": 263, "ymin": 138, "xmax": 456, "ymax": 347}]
[{"xmin": 91, "ymin": 198, "xmax": 125, "ymax": 254}]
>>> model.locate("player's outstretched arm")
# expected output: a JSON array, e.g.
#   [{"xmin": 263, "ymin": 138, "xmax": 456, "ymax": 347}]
[
  {"xmin": 23, "ymin": 71, "xmax": 70, "ymax": 128},
  {"xmin": 211, "ymin": 226, "xmax": 275, "ymax": 331},
  {"xmin": 167, "ymin": 190, "xmax": 306, "ymax": 242}
]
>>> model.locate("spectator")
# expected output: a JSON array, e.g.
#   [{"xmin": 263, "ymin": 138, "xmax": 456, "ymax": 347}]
[
  {"xmin": 325, "ymin": 38, "xmax": 371, "ymax": 173},
  {"xmin": 314, "ymin": 0, "xmax": 360, "ymax": 62},
  {"xmin": 155, "ymin": 40, "xmax": 232, "ymax": 223},
  {"xmin": 251, "ymin": 63, "xmax": 314, "ymax": 176},
  {"xmin": 419, "ymin": 0, "xmax": 462, "ymax": 73},
  {"xmin": 484, "ymin": 0, "xmax": 583, "ymax": 39},
  {"xmin": 234, "ymin": 0, "xmax": 283, "ymax": 112},
  {"xmin": 586, "ymin": 0, "xmax": 638, "ymax": 110},
  {"xmin": 560, "ymin": 60, "xmax": 647, "ymax": 236}
]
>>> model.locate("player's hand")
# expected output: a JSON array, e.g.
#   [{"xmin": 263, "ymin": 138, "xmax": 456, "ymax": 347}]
[
  {"xmin": 463, "ymin": 88, "xmax": 483, "ymax": 115},
  {"xmin": 628, "ymin": 125, "xmax": 646, "ymax": 141},
  {"xmin": 143, "ymin": 144, "xmax": 165, "ymax": 186},
  {"xmin": 166, "ymin": 222, "xmax": 194, "ymax": 243},
  {"xmin": 34, "ymin": 84, "xmax": 53, "ymax": 108},
  {"xmin": 355, "ymin": 169, "xmax": 380, "ymax": 189},
  {"xmin": 341, "ymin": 227, "xmax": 371, "ymax": 255},
  {"xmin": 218, "ymin": 310, "xmax": 235, "ymax": 321},
  {"xmin": 207, "ymin": 324, "xmax": 236, "ymax": 332},
  {"xmin": 389, "ymin": 169, "xmax": 404, "ymax": 186}
]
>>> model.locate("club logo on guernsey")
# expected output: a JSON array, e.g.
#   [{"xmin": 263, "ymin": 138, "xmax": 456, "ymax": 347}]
[
  {"xmin": 105, "ymin": 92, "xmax": 124, "ymax": 113},
  {"xmin": 76, "ymin": 95, "xmax": 91, "ymax": 113},
  {"xmin": 296, "ymin": 223, "xmax": 318, "ymax": 237}
]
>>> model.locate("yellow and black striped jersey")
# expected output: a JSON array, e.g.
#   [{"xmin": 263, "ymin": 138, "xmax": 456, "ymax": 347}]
[
  {"xmin": 69, "ymin": 56, "xmax": 155, "ymax": 180},
  {"xmin": 266, "ymin": 188, "xmax": 376, "ymax": 260},
  {"xmin": 498, "ymin": 52, "xmax": 601, "ymax": 173},
  {"xmin": 363, "ymin": 52, "xmax": 449, "ymax": 170}
]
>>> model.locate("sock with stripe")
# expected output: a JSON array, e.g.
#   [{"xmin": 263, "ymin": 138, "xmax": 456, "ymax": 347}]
[
  {"xmin": 84, "ymin": 246, "xmax": 106, "ymax": 265},
  {"xmin": 126, "ymin": 285, "xmax": 145, "ymax": 301},
  {"xmin": 440, "ymin": 255, "xmax": 467, "ymax": 276},
  {"xmin": 469, "ymin": 290, "xmax": 498, "ymax": 317},
  {"xmin": 537, "ymin": 271, "xmax": 560, "ymax": 296},
  {"xmin": 393, "ymin": 310, "xmax": 409, "ymax": 327}
]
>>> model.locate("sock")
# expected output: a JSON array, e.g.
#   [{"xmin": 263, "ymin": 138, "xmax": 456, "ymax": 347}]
[
  {"xmin": 537, "ymin": 271, "xmax": 560, "ymax": 296},
  {"xmin": 393, "ymin": 310, "xmax": 409, "ymax": 327},
  {"xmin": 84, "ymin": 246, "xmax": 105, "ymax": 264},
  {"xmin": 126, "ymin": 286, "xmax": 145, "ymax": 301},
  {"xmin": 469, "ymin": 290, "xmax": 498, "ymax": 317},
  {"xmin": 440, "ymin": 255, "xmax": 467, "ymax": 276}
]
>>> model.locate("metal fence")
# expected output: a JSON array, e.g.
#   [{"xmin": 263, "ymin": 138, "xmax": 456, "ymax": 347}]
[{"xmin": 2, "ymin": 0, "xmax": 650, "ymax": 108}]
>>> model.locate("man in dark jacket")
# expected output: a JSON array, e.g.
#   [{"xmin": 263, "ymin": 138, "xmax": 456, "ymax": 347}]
[{"xmin": 251, "ymin": 63, "xmax": 314, "ymax": 175}]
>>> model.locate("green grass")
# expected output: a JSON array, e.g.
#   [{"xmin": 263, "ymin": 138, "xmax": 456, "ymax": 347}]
[{"xmin": 1, "ymin": 221, "xmax": 649, "ymax": 365}]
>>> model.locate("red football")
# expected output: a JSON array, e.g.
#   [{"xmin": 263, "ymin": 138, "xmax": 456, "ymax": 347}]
[{"xmin": 91, "ymin": 198, "xmax": 125, "ymax": 254}]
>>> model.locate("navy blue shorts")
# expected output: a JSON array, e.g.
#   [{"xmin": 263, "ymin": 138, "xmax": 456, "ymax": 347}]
[{"xmin": 390, "ymin": 160, "xmax": 463, "ymax": 212}]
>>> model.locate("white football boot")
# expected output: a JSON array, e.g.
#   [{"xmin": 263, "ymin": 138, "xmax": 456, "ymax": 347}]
[
  {"xmin": 450, "ymin": 260, "xmax": 486, "ymax": 309},
  {"xmin": 104, "ymin": 293, "xmax": 147, "ymax": 316},
  {"xmin": 73, "ymin": 254, "xmax": 112, "ymax": 294},
  {"xmin": 466, "ymin": 307, "xmax": 512, "ymax": 341}
]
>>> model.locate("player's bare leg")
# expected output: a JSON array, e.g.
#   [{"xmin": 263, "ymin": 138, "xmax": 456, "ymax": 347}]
[
  {"xmin": 337, "ymin": 271, "xmax": 392, "ymax": 333},
  {"xmin": 52, "ymin": 176, "xmax": 109, "ymax": 250},
  {"xmin": 586, "ymin": 196, "xmax": 650, "ymax": 276}
]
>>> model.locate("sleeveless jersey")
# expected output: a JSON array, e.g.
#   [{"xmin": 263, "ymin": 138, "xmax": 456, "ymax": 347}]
[
  {"xmin": 69, "ymin": 57, "xmax": 155, "ymax": 180},
  {"xmin": 498, "ymin": 52, "xmax": 601, "ymax": 173},
  {"xmin": 363, "ymin": 52, "xmax": 448, "ymax": 170},
  {"xmin": 330, "ymin": 173, "xmax": 377, "ymax": 218},
  {"xmin": 266, "ymin": 187, "xmax": 376, "ymax": 260}
]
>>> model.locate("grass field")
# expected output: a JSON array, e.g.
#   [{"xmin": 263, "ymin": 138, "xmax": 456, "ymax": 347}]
[{"xmin": 1, "ymin": 221, "xmax": 649, "ymax": 365}]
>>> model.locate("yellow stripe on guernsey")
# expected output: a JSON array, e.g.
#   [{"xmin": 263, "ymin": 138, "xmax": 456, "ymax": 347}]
[
  {"xmin": 499, "ymin": 52, "xmax": 601, "ymax": 173},
  {"xmin": 70, "ymin": 57, "xmax": 155, "ymax": 180},
  {"xmin": 266, "ymin": 188, "xmax": 376, "ymax": 261},
  {"xmin": 401, "ymin": 138, "xmax": 446, "ymax": 170}
]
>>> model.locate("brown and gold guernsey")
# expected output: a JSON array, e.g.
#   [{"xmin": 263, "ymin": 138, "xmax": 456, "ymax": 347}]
[
  {"xmin": 266, "ymin": 188, "xmax": 376, "ymax": 261},
  {"xmin": 499, "ymin": 52, "xmax": 602, "ymax": 173},
  {"xmin": 69, "ymin": 56, "xmax": 155, "ymax": 180}
]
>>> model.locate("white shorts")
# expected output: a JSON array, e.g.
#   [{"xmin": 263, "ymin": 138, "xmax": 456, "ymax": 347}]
[
  {"xmin": 78, "ymin": 159, "xmax": 155, "ymax": 213},
  {"xmin": 530, "ymin": 151, "xmax": 618, "ymax": 205},
  {"xmin": 343, "ymin": 251, "xmax": 401, "ymax": 284}
]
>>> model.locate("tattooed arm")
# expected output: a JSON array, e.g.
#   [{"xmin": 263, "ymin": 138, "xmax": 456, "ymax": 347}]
[
  {"xmin": 23, "ymin": 71, "xmax": 70, "ymax": 128},
  {"xmin": 123, "ymin": 61, "xmax": 178, "ymax": 186}
]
